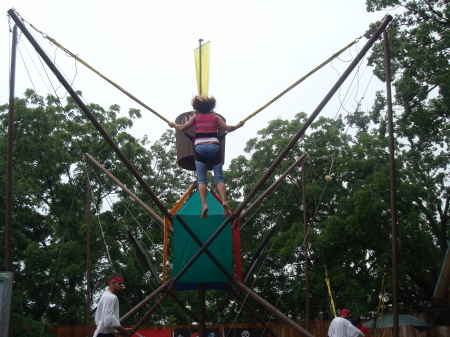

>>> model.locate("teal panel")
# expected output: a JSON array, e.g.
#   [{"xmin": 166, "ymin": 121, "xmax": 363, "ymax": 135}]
[{"xmin": 173, "ymin": 190, "xmax": 232, "ymax": 284}]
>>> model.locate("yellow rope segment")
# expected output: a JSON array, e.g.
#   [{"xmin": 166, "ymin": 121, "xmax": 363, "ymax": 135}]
[
  {"xmin": 371, "ymin": 272, "xmax": 387, "ymax": 336},
  {"xmin": 325, "ymin": 275, "xmax": 337, "ymax": 318},
  {"xmin": 242, "ymin": 39, "xmax": 359, "ymax": 123},
  {"xmin": 40, "ymin": 33, "xmax": 170, "ymax": 123}
]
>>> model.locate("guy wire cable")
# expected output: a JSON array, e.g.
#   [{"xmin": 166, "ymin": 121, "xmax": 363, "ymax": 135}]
[{"xmin": 227, "ymin": 183, "xmax": 296, "ymax": 334}]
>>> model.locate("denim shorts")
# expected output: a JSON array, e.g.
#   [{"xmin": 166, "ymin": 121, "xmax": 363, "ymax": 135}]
[{"xmin": 194, "ymin": 143, "xmax": 224, "ymax": 185}]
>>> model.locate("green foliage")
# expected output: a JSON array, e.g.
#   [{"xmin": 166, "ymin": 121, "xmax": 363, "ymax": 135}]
[
  {"xmin": 1, "ymin": 0, "xmax": 448, "ymax": 327},
  {"xmin": 11, "ymin": 313, "xmax": 54, "ymax": 337},
  {"xmin": 0, "ymin": 89, "xmax": 193, "ymax": 326}
]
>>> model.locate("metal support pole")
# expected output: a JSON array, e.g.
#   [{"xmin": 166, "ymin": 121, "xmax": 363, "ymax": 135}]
[
  {"xmin": 85, "ymin": 153, "xmax": 165, "ymax": 227},
  {"xmin": 240, "ymin": 154, "xmax": 308, "ymax": 219},
  {"xmin": 198, "ymin": 284, "xmax": 206, "ymax": 337},
  {"xmin": 302, "ymin": 164, "xmax": 310, "ymax": 328},
  {"xmin": 85, "ymin": 159, "xmax": 92, "ymax": 337},
  {"xmin": 243, "ymin": 154, "xmax": 308, "ymax": 283},
  {"xmin": 226, "ymin": 284, "xmax": 278, "ymax": 337},
  {"xmin": 120, "ymin": 280, "xmax": 172, "ymax": 323},
  {"xmin": 127, "ymin": 230, "xmax": 162, "ymax": 285},
  {"xmin": 234, "ymin": 281, "xmax": 315, "ymax": 337},
  {"xmin": 243, "ymin": 224, "xmax": 277, "ymax": 284},
  {"xmin": 7, "ymin": 9, "xmax": 173, "ymax": 223},
  {"xmin": 198, "ymin": 39, "xmax": 203, "ymax": 96},
  {"xmin": 5, "ymin": 24, "xmax": 18, "ymax": 273},
  {"xmin": 383, "ymin": 29, "xmax": 399, "ymax": 337},
  {"xmin": 128, "ymin": 287, "xmax": 172, "ymax": 335},
  {"xmin": 5, "ymin": 22, "xmax": 18, "ymax": 337}
]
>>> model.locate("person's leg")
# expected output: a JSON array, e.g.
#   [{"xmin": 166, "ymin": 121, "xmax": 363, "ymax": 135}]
[
  {"xmin": 195, "ymin": 145, "xmax": 209, "ymax": 218},
  {"xmin": 198, "ymin": 182, "xmax": 208, "ymax": 218},
  {"xmin": 213, "ymin": 162, "xmax": 230, "ymax": 218}
]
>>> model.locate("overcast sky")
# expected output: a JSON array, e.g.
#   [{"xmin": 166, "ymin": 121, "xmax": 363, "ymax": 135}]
[{"xmin": 1, "ymin": 0, "xmax": 394, "ymax": 166}]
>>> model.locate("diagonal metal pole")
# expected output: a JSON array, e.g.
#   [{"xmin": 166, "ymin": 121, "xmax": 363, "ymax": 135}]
[
  {"xmin": 225, "ymin": 284, "xmax": 279, "ymax": 337},
  {"xmin": 128, "ymin": 285, "xmax": 173, "ymax": 335},
  {"xmin": 234, "ymin": 280, "xmax": 314, "ymax": 337},
  {"xmin": 127, "ymin": 230, "xmax": 162, "ymax": 285},
  {"xmin": 7, "ymin": 8, "xmax": 173, "ymax": 222},
  {"xmin": 85, "ymin": 153, "xmax": 165, "ymax": 227},
  {"xmin": 172, "ymin": 14, "xmax": 393, "ymax": 285},
  {"xmin": 120, "ymin": 280, "xmax": 172, "ymax": 323},
  {"xmin": 242, "ymin": 155, "xmax": 308, "ymax": 283},
  {"xmin": 233, "ymin": 14, "xmax": 393, "ymax": 219},
  {"xmin": 243, "ymin": 223, "xmax": 278, "ymax": 284},
  {"xmin": 240, "ymin": 154, "xmax": 308, "ymax": 219}
]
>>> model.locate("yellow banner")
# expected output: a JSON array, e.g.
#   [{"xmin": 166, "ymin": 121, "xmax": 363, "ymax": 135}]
[{"xmin": 194, "ymin": 41, "xmax": 210, "ymax": 96}]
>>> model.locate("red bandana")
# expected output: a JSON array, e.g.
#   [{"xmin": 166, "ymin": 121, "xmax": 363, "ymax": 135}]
[{"xmin": 108, "ymin": 276, "xmax": 124, "ymax": 284}]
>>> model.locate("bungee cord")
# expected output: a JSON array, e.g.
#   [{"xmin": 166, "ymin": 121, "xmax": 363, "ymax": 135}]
[
  {"xmin": 14, "ymin": 7, "xmax": 366, "ymax": 130},
  {"xmin": 15, "ymin": 11, "xmax": 170, "ymax": 124},
  {"xmin": 242, "ymin": 38, "xmax": 362, "ymax": 123}
]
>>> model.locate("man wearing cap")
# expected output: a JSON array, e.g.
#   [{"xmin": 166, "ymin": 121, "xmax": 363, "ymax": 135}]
[
  {"xmin": 93, "ymin": 274, "xmax": 132, "ymax": 337},
  {"xmin": 328, "ymin": 309, "xmax": 364, "ymax": 337}
]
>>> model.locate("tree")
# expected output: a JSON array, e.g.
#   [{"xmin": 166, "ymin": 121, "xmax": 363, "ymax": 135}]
[
  {"xmin": 365, "ymin": 0, "xmax": 449, "ymax": 253},
  {"xmin": 0, "ymin": 89, "xmax": 193, "ymax": 326},
  {"xmin": 225, "ymin": 100, "xmax": 447, "ymax": 319}
]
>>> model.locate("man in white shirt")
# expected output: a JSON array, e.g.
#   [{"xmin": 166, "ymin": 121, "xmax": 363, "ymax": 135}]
[
  {"xmin": 328, "ymin": 309, "xmax": 365, "ymax": 337},
  {"xmin": 93, "ymin": 274, "xmax": 132, "ymax": 337}
]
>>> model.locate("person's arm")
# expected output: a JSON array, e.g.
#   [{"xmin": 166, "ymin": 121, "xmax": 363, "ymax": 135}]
[
  {"xmin": 116, "ymin": 326, "xmax": 132, "ymax": 336},
  {"xmin": 168, "ymin": 115, "xmax": 196, "ymax": 131},
  {"xmin": 216, "ymin": 116, "xmax": 244, "ymax": 132}
]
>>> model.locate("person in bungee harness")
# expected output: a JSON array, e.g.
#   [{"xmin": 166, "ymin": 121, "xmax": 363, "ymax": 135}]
[{"xmin": 169, "ymin": 95, "xmax": 244, "ymax": 219}]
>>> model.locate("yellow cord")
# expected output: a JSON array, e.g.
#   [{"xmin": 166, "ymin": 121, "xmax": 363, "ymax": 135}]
[
  {"xmin": 31, "ymin": 23, "xmax": 358, "ymax": 128},
  {"xmin": 40, "ymin": 32, "xmax": 170, "ymax": 124},
  {"xmin": 242, "ymin": 39, "xmax": 359, "ymax": 123},
  {"xmin": 325, "ymin": 275, "xmax": 337, "ymax": 318},
  {"xmin": 370, "ymin": 271, "xmax": 387, "ymax": 336}
]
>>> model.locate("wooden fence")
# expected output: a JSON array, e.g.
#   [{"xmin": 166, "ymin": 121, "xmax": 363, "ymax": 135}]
[{"xmin": 51, "ymin": 321, "xmax": 450, "ymax": 337}]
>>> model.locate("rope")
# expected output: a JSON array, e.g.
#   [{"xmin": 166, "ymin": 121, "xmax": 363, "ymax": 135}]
[
  {"xmin": 26, "ymin": 22, "xmax": 170, "ymax": 123},
  {"xmin": 325, "ymin": 274, "xmax": 337, "ymax": 318},
  {"xmin": 242, "ymin": 38, "xmax": 360, "ymax": 123},
  {"xmin": 371, "ymin": 271, "xmax": 387, "ymax": 336}
]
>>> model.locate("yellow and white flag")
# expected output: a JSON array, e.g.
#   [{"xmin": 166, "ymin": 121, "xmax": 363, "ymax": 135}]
[{"xmin": 194, "ymin": 41, "xmax": 210, "ymax": 96}]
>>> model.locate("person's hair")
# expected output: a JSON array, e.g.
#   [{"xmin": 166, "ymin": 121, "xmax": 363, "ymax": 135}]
[
  {"xmin": 191, "ymin": 96, "xmax": 216, "ymax": 114},
  {"xmin": 108, "ymin": 274, "xmax": 123, "ymax": 283},
  {"xmin": 351, "ymin": 316, "xmax": 362, "ymax": 326}
]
